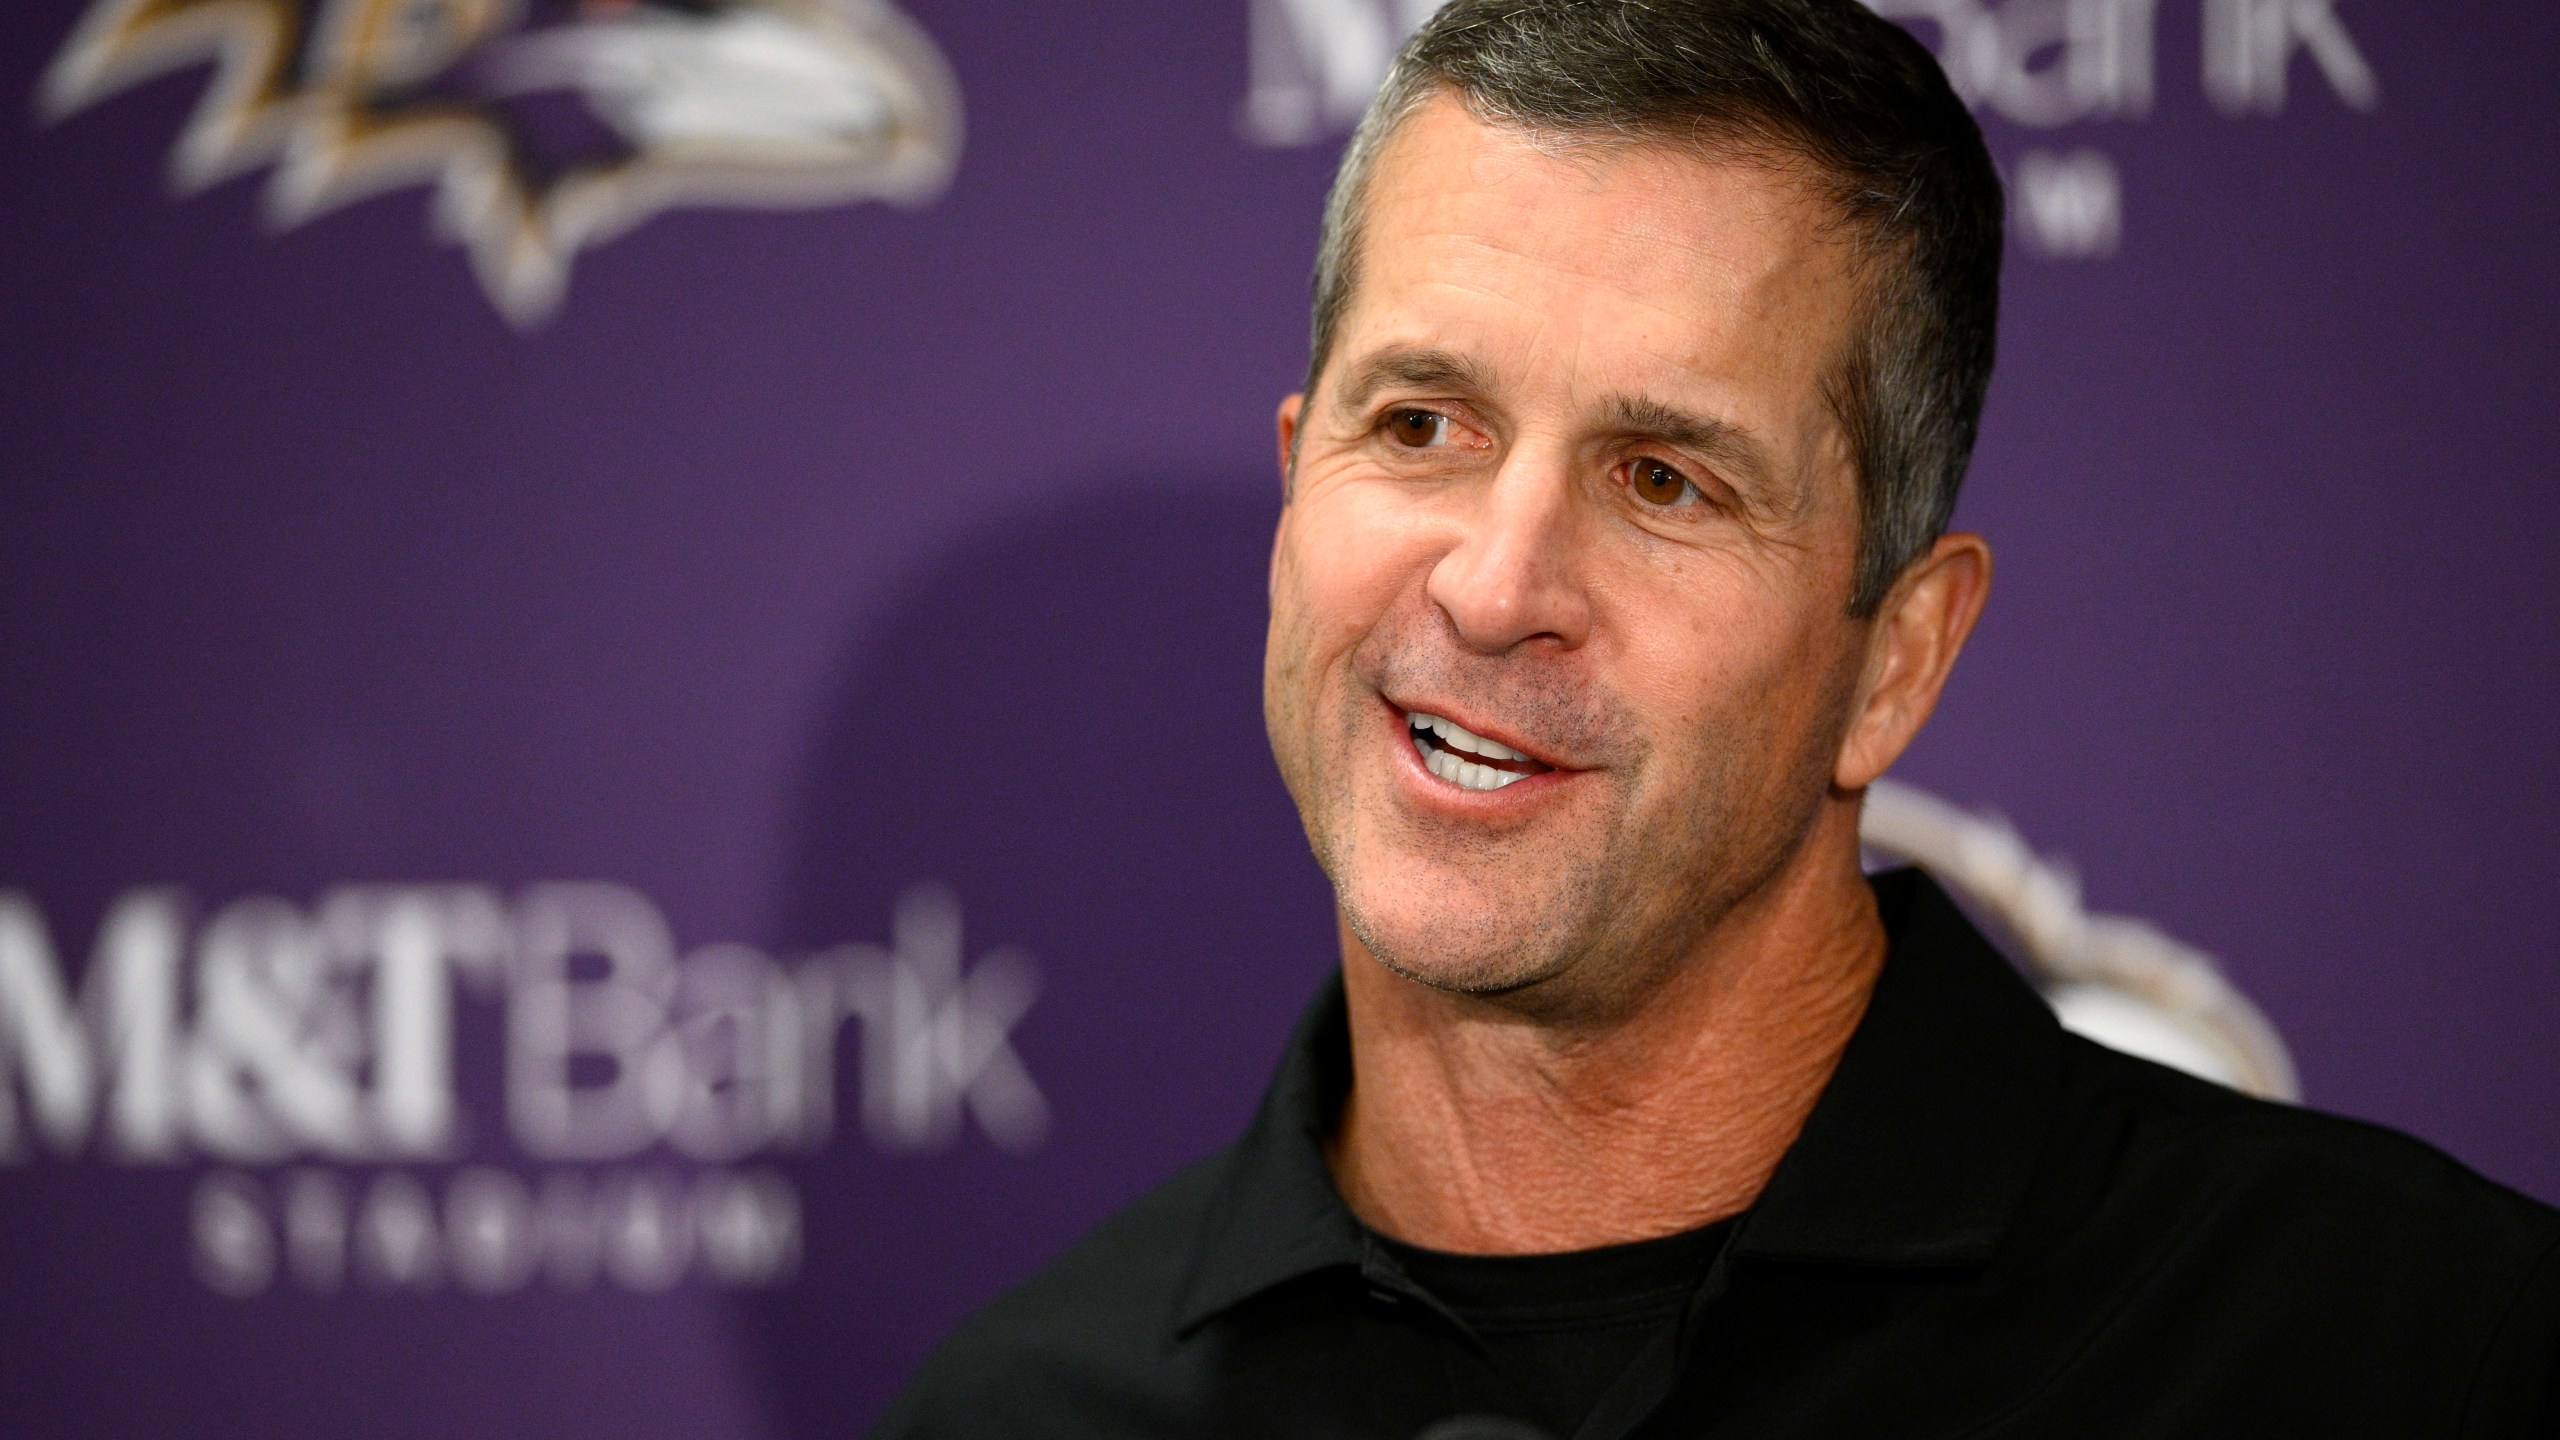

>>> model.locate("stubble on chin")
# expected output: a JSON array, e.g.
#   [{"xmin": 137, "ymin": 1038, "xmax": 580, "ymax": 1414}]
[
  {"xmin": 1310, "ymin": 612, "xmax": 1662, "ymax": 1003},
  {"xmin": 1346, "ymin": 734, "xmax": 1836, "ymax": 1023},
  {"xmin": 1332, "ymin": 672, "xmax": 1848, "ymax": 1019}
]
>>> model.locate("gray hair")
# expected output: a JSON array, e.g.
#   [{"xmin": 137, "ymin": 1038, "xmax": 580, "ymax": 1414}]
[{"xmin": 1303, "ymin": 0, "xmax": 2004, "ymax": 616}]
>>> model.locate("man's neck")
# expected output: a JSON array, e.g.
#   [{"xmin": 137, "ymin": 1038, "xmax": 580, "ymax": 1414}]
[{"xmin": 1326, "ymin": 808, "xmax": 1886, "ymax": 1255}]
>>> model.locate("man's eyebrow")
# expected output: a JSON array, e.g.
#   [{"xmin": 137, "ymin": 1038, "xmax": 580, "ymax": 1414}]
[
  {"xmin": 1328, "ymin": 347, "xmax": 1492, "ymax": 415},
  {"xmin": 1603, "ymin": 393, "xmax": 1780, "ymax": 498}
]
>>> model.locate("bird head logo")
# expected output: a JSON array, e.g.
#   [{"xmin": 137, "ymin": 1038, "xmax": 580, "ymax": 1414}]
[{"xmin": 41, "ymin": 0, "xmax": 963, "ymax": 325}]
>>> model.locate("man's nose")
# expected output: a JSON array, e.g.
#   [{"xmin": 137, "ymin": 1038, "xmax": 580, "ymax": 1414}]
[{"xmin": 1424, "ymin": 446, "xmax": 1594, "ymax": 654}]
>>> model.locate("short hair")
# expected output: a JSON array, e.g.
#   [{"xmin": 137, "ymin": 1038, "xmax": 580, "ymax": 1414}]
[{"xmin": 1305, "ymin": 0, "xmax": 2003, "ymax": 615}]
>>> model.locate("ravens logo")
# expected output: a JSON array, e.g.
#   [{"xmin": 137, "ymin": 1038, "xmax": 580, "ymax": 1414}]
[{"xmin": 41, "ymin": 0, "xmax": 964, "ymax": 325}]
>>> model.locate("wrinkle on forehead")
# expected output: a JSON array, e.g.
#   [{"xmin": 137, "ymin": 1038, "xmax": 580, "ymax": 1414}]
[
  {"xmin": 1427, "ymin": 121, "xmax": 1841, "ymax": 286},
  {"xmin": 1334, "ymin": 100, "xmax": 1867, "ymax": 534}
]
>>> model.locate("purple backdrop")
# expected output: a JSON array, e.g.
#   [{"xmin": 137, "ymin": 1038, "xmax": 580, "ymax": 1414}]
[{"xmin": 2, "ymin": 1, "xmax": 2554, "ymax": 1434}]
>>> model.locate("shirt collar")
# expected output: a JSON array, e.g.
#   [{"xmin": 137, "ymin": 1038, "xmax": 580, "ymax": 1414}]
[
  {"xmin": 1168, "ymin": 867, "xmax": 2068, "ymax": 1336},
  {"xmin": 1729, "ymin": 866, "xmax": 2066, "ymax": 1266},
  {"xmin": 1169, "ymin": 958, "xmax": 1370, "ymax": 1336}
]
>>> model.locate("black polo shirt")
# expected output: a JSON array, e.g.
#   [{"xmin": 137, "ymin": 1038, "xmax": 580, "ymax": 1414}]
[{"xmin": 869, "ymin": 870, "xmax": 2560, "ymax": 1438}]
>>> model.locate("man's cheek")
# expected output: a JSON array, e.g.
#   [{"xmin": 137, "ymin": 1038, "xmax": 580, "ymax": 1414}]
[{"xmin": 1297, "ymin": 565, "xmax": 1396, "ymax": 684}]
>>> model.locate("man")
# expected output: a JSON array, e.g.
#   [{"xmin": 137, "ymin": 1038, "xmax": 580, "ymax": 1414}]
[{"xmin": 872, "ymin": 2, "xmax": 2560, "ymax": 1436}]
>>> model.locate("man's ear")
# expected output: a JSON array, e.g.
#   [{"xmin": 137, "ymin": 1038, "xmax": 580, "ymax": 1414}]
[
  {"xmin": 1271, "ymin": 394, "xmax": 1306, "ymax": 600},
  {"xmin": 1835, "ymin": 533, "xmax": 1993, "ymax": 792},
  {"xmin": 1276, "ymin": 393, "xmax": 1305, "ymax": 500}
]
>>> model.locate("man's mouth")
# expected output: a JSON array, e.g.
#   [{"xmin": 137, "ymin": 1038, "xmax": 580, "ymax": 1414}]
[{"xmin": 1405, "ymin": 711, "xmax": 1556, "ymax": 792}]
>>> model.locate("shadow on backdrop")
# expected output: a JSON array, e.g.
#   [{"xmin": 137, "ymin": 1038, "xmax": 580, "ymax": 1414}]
[{"xmin": 732, "ymin": 477, "xmax": 1339, "ymax": 1435}]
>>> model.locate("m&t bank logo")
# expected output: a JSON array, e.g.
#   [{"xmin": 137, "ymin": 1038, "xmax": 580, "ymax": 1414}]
[{"xmin": 0, "ymin": 882, "xmax": 1043, "ymax": 1295}]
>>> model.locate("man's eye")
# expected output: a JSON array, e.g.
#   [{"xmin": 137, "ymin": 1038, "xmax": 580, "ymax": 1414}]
[
  {"xmin": 1385, "ymin": 409, "xmax": 1451, "ymax": 448},
  {"xmin": 1628, "ymin": 458, "xmax": 1699, "ymax": 507}
]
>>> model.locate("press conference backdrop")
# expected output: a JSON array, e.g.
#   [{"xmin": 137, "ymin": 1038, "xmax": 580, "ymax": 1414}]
[{"xmin": 1, "ymin": 1, "xmax": 2554, "ymax": 1434}]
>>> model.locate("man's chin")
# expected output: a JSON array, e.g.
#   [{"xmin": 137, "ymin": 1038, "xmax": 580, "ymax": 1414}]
[
  {"xmin": 1367, "ymin": 947, "xmax": 1562, "ymax": 999},
  {"xmin": 1337, "ymin": 885, "xmax": 1583, "ymax": 999}
]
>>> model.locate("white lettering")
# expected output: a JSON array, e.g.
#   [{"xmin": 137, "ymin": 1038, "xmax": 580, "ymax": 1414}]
[
  {"xmin": 191, "ymin": 1170, "xmax": 276, "ymax": 1296},
  {"xmin": 1234, "ymin": 0, "xmax": 2389, "ymax": 186},
  {"xmin": 187, "ymin": 897, "xmax": 367, "ymax": 1160},
  {"xmin": 318, "ymin": 885, "xmax": 509, "ymax": 1158},
  {"xmin": 0, "ymin": 890, "xmax": 185, "ymax": 1160},
  {"xmin": 2068, "ymin": 0, "xmax": 2158, "ymax": 118},
  {"xmin": 282, "ymin": 1167, "xmax": 349, "ymax": 1289},
  {"xmin": 538, "ymin": 1168, "xmax": 606, "ymax": 1290},
  {"xmin": 694, "ymin": 1167, "xmax": 800, "ymax": 1286},
  {"xmin": 1241, "ymin": 0, "xmax": 1445, "ymax": 145},
  {"xmin": 805, "ymin": 884, "xmax": 1047, "ymax": 1155},
  {"xmin": 445, "ymin": 1165, "xmax": 542, "ymax": 1294},
  {"xmin": 2017, "ymin": 146, "xmax": 2123, "ymax": 255},
  {"xmin": 597, "ymin": 1168, "xmax": 693, "ymax": 1292},
  {"xmin": 2203, "ymin": 0, "xmax": 2378, "ymax": 114},
  {"xmin": 645, "ymin": 941, "xmax": 800, "ymax": 1160},
  {"xmin": 355, "ymin": 1169, "xmax": 443, "ymax": 1288},
  {"xmin": 507, "ymin": 883, "xmax": 677, "ymax": 1160},
  {"xmin": 5, "ymin": 879, "xmax": 1042, "ymax": 1176},
  {"xmin": 188, "ymin": 1164, "xmax": 804, "ymax": 1294},
  {"xmin": 1869, "ymin": 0, "xmax": 2157, "ymax": 126}
]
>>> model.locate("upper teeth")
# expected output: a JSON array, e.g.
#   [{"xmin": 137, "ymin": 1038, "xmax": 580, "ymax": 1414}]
[
  {"xmin": 1407, "ymin": 712, "xmax": 1532, "ymax": 791},
  {"xmin": 1412, "ymin": 712, "xmax": 1527, "ymax": 762}
]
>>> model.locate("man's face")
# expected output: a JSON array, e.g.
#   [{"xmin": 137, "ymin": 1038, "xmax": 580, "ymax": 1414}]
[{"xmin": 1264, "ymin": 96, "xmax": 1879, "ymax": 1009}]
